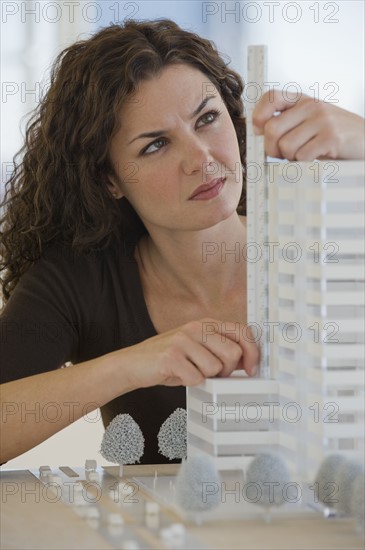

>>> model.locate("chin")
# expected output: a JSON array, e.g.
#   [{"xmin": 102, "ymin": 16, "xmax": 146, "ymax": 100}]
[{"xmin": 194, "ymin": 202, "xmax": 239, "ymax": 230}]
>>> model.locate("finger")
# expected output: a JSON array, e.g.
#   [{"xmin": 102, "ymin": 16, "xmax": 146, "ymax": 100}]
[
  {"xmin": 166, "ymin": 327, "xmax": 225, "ymax": 378},
  {"xmin": 185, "ymin": 319, "xmax": 242, "ymax": 372},
  {"xmin": 252, "ymin": 89, "xmax": 303, "ymax": 133},
  {"xmin": 186, "ymin": 319, "xmax": 258, "ymax": 377},
  {"xmin": 165, "ymin": 357, "xmax": 206, "ymax": 387},
  {"xmin": 295, "ymin": 134, "xmax": 336, "ymax": 162},
  {"xmin": 197, "ymin": 329, "xmax": 243, "ymax": 373},
  {"xmin": 273, "ymin": 118, "xmax": 321, "ymax": 160},
  {"xmin": 238, "ymin": 342, "xmax": 260, "ymax": 377},
  {"xmin": 184, "ymin": 338, "xmax": 224, "ymax": 378},
  {"xmin": 204, "ymin": 321, "xmax": 259, "ymax": 377},
  {"xmin": 262, "ymin": 100, "xmax": 323, "ymax": 159},
  {"xmin": 222, "ymin": 323, "xmax": 260, "ymax": 377}
]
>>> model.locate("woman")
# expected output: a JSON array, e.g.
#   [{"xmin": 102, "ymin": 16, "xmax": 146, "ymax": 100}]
[{"xmin": 0, "ymin": 19, "xmax": 363, "ymax": 464}]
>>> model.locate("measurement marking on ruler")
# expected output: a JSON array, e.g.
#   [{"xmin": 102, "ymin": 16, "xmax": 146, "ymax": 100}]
[{"xmin": 245, "ymin": 45, "xmax": 269, "ymax": 378}]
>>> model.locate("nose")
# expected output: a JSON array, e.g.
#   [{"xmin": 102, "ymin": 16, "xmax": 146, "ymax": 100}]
[{"xmin": 180, "ymin": 133, "xmax": 214, "ymax": 177}]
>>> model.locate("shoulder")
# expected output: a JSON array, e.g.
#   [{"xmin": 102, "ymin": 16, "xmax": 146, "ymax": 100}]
[
  {"xmin": 29, "ymin": 242, "xmax": 106, "ymax": 295},
  {"xmin": 37, "ymin": 237, "xmax": 137, "ymax": 282},
  {"xmin": 3, "ymin": 242, "xmax": 117, "ymax": 320}
]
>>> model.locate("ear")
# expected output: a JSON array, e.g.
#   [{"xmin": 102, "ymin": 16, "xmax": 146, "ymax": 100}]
[{"xmin": 106, "ymin": 175, "xmax": 124, "ymax": 200}]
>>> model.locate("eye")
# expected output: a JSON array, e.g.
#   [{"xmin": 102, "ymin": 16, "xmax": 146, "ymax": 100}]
[
  {"xmin": 196, "ymin": 109, "xmax": 222, "ymax": 127},
  {"xmin": 141, "ymin": 137, "xmax": 168, "ymax": 156}
]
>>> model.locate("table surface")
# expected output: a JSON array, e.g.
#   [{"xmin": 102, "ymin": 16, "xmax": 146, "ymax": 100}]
[{"xmin": 1, "ymin": 464, "xmax": 364, "ymax": 550}]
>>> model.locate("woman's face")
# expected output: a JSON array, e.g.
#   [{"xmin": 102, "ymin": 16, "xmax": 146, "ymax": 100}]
[{"xmin": 108, "ymin": 63, "xmax": 242, "ymax": 233}]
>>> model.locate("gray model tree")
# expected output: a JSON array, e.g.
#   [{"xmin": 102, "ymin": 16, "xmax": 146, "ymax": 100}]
[
  {"xmin": 175, "ymin": 454, "xmax": 221, "ymax": 515},
  {"xmin": 314, "ymin": 454, "xmax": 347, "ymax": 507},
  {"xmin": 100, "ymin": 414, "xmax": 144, "ymax": 464},
  {"xmin": 351, "ymin": 473, "xmax": 365, "ymax": 532},
  {"xmin": 335, "ymin": 459, "xmax": 364, "ymax": 515},
  {"xmin": 158, "ymin": 408, "xmax": 187, "ymax": 460},
  {"xmin": 245, "ymin": 453, "xmax": 291, "ymax": 509}
]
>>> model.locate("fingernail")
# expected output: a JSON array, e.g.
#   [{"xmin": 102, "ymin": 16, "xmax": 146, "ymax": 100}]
[{"xmin": 250, "ymin": 364, "xmax": 258, "ymax": 377}]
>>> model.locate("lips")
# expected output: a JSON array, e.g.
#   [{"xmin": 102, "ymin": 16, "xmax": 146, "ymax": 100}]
[{"xmin": 188, "ymin": 177, "xmax": 226, "ymax": 200}]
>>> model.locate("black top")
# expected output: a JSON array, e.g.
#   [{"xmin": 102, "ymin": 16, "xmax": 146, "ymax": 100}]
[{"xmin": 0, "ymin": 237, "xmax": 186, "ymax": 464}]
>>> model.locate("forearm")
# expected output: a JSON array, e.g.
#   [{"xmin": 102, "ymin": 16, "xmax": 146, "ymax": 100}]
[
  {"xmin": 0, "ymin": 351, "xmax": 134, "ymax": 463},
  {"xmin": 1, "ymin": 317, "xmax": 260, "ymax": 463}
]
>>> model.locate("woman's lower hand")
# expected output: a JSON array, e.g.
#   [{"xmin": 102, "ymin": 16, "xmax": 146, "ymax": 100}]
[{"xmin": 113, "ymin": 318, "xmax": 260, "ymax": 390}]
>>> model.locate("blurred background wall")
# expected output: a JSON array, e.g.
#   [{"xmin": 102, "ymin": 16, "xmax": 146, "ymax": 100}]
[{"xmin": 1, "ymin": 0, "xmax": 364, "ymax": 468}]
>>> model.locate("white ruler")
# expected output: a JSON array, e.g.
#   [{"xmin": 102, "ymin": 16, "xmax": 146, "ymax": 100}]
[{"xmin": 245, "ymin": 45, "xmax": 269, "ymax": 378}]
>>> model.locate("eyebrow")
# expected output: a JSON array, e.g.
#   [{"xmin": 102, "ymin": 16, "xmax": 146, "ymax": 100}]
[{"xmin": 127, "ymin": 94, "xmax": 217, "ymax": 146}]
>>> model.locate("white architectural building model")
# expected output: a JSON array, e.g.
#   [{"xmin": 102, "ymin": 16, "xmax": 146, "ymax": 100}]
[{"xmin": 187, "ymin": 47, "xmax": 365, "ymax": 497}]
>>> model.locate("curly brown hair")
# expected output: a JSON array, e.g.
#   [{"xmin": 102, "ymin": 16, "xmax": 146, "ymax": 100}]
[{"xmin": 0, "ymin": 18, "xmax": 246, "ymax": 306}]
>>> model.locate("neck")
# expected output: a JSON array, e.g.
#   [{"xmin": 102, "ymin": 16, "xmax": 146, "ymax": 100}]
[{"xmin": 135, "ymin": 213, "xmax": 247, "ymax": 306}]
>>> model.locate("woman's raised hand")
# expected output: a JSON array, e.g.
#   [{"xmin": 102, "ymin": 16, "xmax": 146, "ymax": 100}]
[
  {"xmin": 252, "ymin": 90, "xmax": 365, "ymax": 161},
  {"xmin": 114, "ymin": 318, "xmax": 260, "ymax": 390}
]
